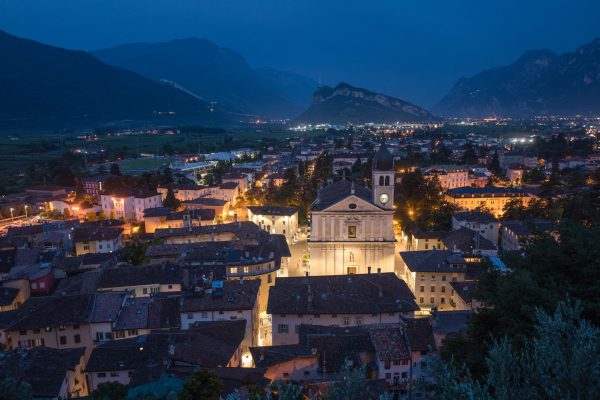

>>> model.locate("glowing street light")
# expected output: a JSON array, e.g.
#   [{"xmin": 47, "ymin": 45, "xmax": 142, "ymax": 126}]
[
  {"xmin": 24, "ymin": 205, "xmax": 29, "ymax": 219},
  {"xmin": 10, "ymin": 208, "xmax": 14, "ymax": 219}
]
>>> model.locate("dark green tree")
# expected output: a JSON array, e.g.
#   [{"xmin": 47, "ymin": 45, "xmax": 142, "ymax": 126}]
[
  {"xmin": 92, "ymin": 381, "xmax": 127, "ymax": 400},
  {"xmin": 428, "ymin": 302, "xmax": 600, "ymax": 400},
  {"xmin": 0, "ymin": 378, "xmax": 32, "ymax": 400},
  {"xmin": 179, "ymin": 368, "xmax": 223, "ymax": 400},
  {"xmin": 110, "ymin": 163, "xmax": 122, "ymax": 176},
  {"xmin": 461, "ymin": 144, "xmax": 478, "ymax": 165},
  {"xmin": 163, "ymin": 186, "xmax": 180, "ymax": 210},
  {"xmin": 75, "ymin": 179, "xmax": 85, "ymax": 199},
  {"xmin": 488, "ymin": 151, "xmax": 501, "ymax": 176}
]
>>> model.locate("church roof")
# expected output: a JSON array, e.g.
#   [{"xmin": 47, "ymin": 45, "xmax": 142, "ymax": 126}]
[
  {"xmin": 373, "ymin": 141, "xmax": 394, "ymax": 171},
  {"xmin": 311, "ymin": 179, "xmax": 372, "ymax": 211}
]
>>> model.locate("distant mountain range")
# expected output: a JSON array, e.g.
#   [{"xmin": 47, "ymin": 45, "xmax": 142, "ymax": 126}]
[
  {"xmin": 93, "ymin": 39, "xmax": 318, "ymax": 118},
  {"xmin": 294, "ymin": 82, "xmax": 436, "ymax": 125},
  {"xmin": 0, "ymin": 30, "xmax": 230, "ymax": 127},
  {"xmin": 434, "ymin": 38, "xmax": 600, "ymax": 117}
]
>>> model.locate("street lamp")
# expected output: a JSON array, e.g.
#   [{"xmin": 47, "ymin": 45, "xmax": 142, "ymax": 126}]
[
  {"xmin": 24, "ymin": 205, "xmax": 29, "ymax": 219},
  {"xmin": 9, "ymin": 208, "xmax": 14, "ymax": 219}
]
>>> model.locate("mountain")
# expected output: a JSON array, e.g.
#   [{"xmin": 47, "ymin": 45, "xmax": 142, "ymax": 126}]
[
  {"xmin": 0, "ymin": 30, "xmax": 227, "ymax": 127},
  {"xmin": 434, "ymin": 38, "xmax": 600, "ymax": 117},
  {"xmin": 254, "ymin": 67, "xmax": 318, "ymax": 109},
  {"xmin": 93, "ymin": 39, "xmax": 316, "ymax": 118},
  {"xmin": 294, "ymin": 82, "xmax": 436, "ymax": 125}
]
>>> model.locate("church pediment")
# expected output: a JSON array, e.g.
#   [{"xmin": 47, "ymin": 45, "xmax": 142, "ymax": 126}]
[{"xmin": 320, "ymin": 195, "xmax": 383, "ymax": 213}]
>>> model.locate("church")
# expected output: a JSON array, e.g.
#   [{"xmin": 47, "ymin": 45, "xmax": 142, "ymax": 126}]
[{"xmin": 308, "ymin": 142, "xmax": 396, "ymax": 276}]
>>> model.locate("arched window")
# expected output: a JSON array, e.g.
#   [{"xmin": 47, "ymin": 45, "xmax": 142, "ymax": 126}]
[
  {"xmin": 385, "ymin": 176, "xmax": 390, "ymax": 186},
  {"xmin": 379, "ymin": 176, "xmax": 384, "ymax": 186}
]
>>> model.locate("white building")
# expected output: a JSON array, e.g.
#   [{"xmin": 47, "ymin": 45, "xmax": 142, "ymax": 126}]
[
  {"xmin": 248, "ymin": 206, "xmax": 299, "ymax": 244},
  {"xmin": 308, "ymin": 142, "xmax": 396, "ymax": 276},
  {"xmin": 452, "ymin": 211, "xmax": 499, "ymax": 247},
  {"xmin": 101, "ymin": 191, "xmax": 162, "ymax": 221}
]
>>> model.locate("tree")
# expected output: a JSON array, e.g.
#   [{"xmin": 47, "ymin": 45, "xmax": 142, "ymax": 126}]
[
  {"xmin": 75, "ymin": 179, "xmax": 85, "ymax": 199},
  {"xmin": 122, "ymin": 239, "xmax": 151, "ymax": 266},
  {"xmin": 92, "ymin": 381, "xmax": 127, "ymax": 400},
  {"xmin": 488, "ymin": 151, "xmax": 501, "ymax": 176},
  {"xmin": 461, "ymin": 144, "xmax": 478, "ymax": 165},
  {"xmin": 523, "ymin": 167, "xmax": 545, "ymax": 184},
  {"xmin": 441, "ymin": 222, "xmax": 600, "ymax": 380},
  {"xmin": 179, "ymin": 368, "xmax": 223, "ymax": 400},
  {"xmin": 426, "ymin": 302, "xmax": 600, "ymax": 400},
  {"xmin": 163, "ymin": 186, "xmax": 180, "ymax": 210},
  {"xmin": 110, "ymin": 163, "xmax": 122, "ymax": 176},
  {"xmin": 0, "ymin": 378, "xmax": 31, "ymax": 400},
  {"xmin": 501, "ymin": 198, "xmax": 527, "ymax": 220}
]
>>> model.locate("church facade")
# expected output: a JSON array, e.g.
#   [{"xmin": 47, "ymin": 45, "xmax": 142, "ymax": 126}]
[{"xmin": 308, "ymin": 142, "xmax": 396, "ymax": 276}]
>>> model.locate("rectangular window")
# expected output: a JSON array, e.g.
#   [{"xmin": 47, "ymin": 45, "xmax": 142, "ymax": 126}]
[
  {"xmin": 384, "ymin": 360, "xmax": 391, "ymax": 369},
  {"xmin": 441, "ymin": 297, "xmax": 446, "ymax": 304},
  {"xmin": 230, "ymin": 267, "xmax": 238, "ymax": 274},
  {"xmin": 430, "ymin": 297, "xmax": 435, "ymax": 304},
  {"xmin": 419, "ymin": 297, "xmax": 424, "ymax": 303},
  {"xmin": 201, "ymin": 312, "xmax": 208, "ymax": 318},
  {"xmin": 97, "ymin": 372, "xmax": 106, "ymax": 378},
  {"xmin": 187, "ymin": 313, "xmax": 194, "ymax": 320},
  {"xmin": 74, "ymin": 334, "xmax": 81, "ymax": 343},
  {"xmin": 431, "ymin": 286, "xmax": 435, "ymax": 292},
  {"xmin": 348, "ymin": 225, "xmax": 357, "ymax": 239},
  {"xmin": 143, "ymin": 288, "xmax": 148, "ymax": 295},
  {"xmin": 110, "ymin": 371, "xmax": 119, "ymax": 377},
  {"xmin": 59, "ymin": 336, "xmax": 67, "ymax": 345},
  {"xmin": 420, "ymin": 286, "xmax": 424, "ymax": 292},
  {"xmin": 277, "ymin": 324, "xmax": 289, "ymax": 334},
  {"xmin": 355, "ymin": 316, "xmax": 363, "ymax": 326},
  {"xmin": 343, "ymin": 316, "xmax": 350, "ymax": 326},
  {"xmin": 442, "ymin": 275, "xmax": 446, "ymax": 281}
]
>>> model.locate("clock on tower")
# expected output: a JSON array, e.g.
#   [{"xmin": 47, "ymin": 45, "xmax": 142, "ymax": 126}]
[{"xmin": 372, "ymin": 141, "xmax": 395, "ymax": 210}]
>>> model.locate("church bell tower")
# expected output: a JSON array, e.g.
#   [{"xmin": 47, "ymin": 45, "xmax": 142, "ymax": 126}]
[{"xmin": 372, "ymin": 141, "xmax": 395, "ymax": 210}]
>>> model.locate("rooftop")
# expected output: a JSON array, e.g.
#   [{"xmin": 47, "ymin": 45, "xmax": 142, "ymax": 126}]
[
  {"xmin": 453, "ymin": 211, "xmax": 498, "ymax": 224},
  {"xmin": 267, "ymin": 273, "xmax": 418, "ymax": 315},
  {"xmin": 311, "ymin": 179, "xmax": 373, "ymax": 212},
  {"xmin": 247, "ymin": 206, "xmax": 297, "ymax": 216},
  {"xmin": 400, "ymin": 250, "xmax": 467, "ymax": 273},
  {"xmin": 179, "ymin": 279, "xmax": 260, "ymax": 313}
]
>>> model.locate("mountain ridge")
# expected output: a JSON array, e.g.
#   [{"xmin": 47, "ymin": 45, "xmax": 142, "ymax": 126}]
[
  {"xmin": 0, "ymin": 30, "xmax": 231, "ymax": 127},
  {"xmin": 93, "ymin": 38, "xmax": 318, "ymax": 118},
  {"xmin": 294, "ymin": 82, "xmax": 437, "ymax": 124},
  {"xmin": 434, "ymin": 38, "xmax": 600, "ymax": 117}
]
